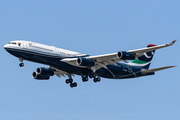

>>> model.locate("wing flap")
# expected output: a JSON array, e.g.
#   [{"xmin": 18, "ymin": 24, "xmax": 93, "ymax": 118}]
[{"xmin": 50, "ymin": 67, "xmax": 75, "ymax": 78}]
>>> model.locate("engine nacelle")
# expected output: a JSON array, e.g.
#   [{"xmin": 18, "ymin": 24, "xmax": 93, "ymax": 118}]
[
  {"xmin": 36, "ymin": 67, "xmax": 54, "ymax": 76},
  {"xmin": 32, "ymin": 72, "xmax": 50, "ymax": 80},
  {"xmin": 117, "ymin": 51, "xmax": 135, "ymax": 60},
  {"xmin": 76, "ymin": 58, "xmax": 95, "ymax": 67}
]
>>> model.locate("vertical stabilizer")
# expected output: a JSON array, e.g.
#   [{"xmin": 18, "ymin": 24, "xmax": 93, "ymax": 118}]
[{"xmin": 128, "ymin": 44, "xmax": 156, "ymax": 69}]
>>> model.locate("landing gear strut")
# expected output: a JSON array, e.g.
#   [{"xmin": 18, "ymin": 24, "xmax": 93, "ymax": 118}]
[
  {"xmin": 82, "ymin": 75, "xmax": 88, "ymax": 82},
  {"xmin": 19, "ymin": 58, "xmax": 24, "ymax": 67},
  {"xmin": 89, "ymin": 72, "xmax": 101, "ymax": 83},
  {"xmin": 65, "ymin": 74, "xmax": 77, "ymax": 88}
]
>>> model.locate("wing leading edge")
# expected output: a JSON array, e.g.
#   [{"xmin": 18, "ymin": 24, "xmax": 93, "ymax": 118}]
[{"xmin": 127, "ymin": 40, "xmax": 176, "ymax": 56}]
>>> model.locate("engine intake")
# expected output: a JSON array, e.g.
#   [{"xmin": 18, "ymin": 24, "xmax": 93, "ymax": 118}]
[
  {"xmin": 36, "ymin": 67, "xmax": 54, "ymax": 76},
  {"xmin": 32, "ymin": 72, "xmax": 50, "ymax": 80},
  {"xmin": 117, "ymin": 51, "xmax": 135, "ymax": 60},
  {"xmin": 76, "ymin": 58, "xmax": 95, "ymax": 67}
]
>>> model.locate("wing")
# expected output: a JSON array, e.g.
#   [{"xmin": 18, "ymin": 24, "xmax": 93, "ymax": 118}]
[
  {"xmin": 127, "ymin": 40, "xmax": 176, "ymax": 56},
  {"xmin": 61, "ymin": 40, "xmax": 176, "ymax": 71},
  {"xmin": 50, "ymin": 67, "xmax": 75, "ymax": 78}
]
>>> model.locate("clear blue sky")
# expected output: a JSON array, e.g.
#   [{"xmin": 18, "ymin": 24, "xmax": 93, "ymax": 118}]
[{"xmin": 0, "ymin": 0, "xmax": 179, "ymax": 120}]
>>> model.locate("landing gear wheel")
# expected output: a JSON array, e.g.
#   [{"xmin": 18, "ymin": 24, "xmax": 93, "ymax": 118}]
[
  {"xmin": 19, "ymin": 63, "xmax": 24, "ymax": 67},
  {"xmin": 70, "ymin": 82, "xmax": 77, "ymax": 88},
  {"xmin": 89, "ymin": 74, "xmax": 93, "ymax": 78},
  {"xmin": 82, "ymin": 78, "xmax": 86, "ymax": 82},
  {"xmin": 66, "ymin": 79, "xmax": 70, "ymax": 84},
  {"xmin": 93, "ymin": 77, "xmax": 101, "ymax": 83},
  {"xmin": 69, "ymin": 78, "xmax": 73, "ymax": 83},
  {"xmin": 97, "ymin": 77, "xmax": 101, "ymax": 82},
  {"xmin": 70, "ymin": 83, "xmax": 74, "ymax": 88},
  {"xmin": 82, "ymin": 77, "xmax": 88, "ymax": 82},
  {"xmin": 73, "ymin": 82, "xmax": 77, "ymax": 87},
  {"xmin": 89, "ymin": 73, "xmax": 95, "ymax": 78},
  {"xmin": 93, "ymin": 78, "xmax": 98, "ymax": 83}
]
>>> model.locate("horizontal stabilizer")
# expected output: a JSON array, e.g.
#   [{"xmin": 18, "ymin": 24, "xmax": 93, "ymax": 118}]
[{"xmin": 141, "ymin": 66, "xmax": 176, "ymax": 74}]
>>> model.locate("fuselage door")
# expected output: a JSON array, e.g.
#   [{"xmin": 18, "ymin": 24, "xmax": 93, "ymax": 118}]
[
  {"xmin": 53, "ymin": 47, "xmax": 59, "ymax": 55},
  {"xmin": 23, "ymin": 42, "xmax": 28, "ymax": 49}
]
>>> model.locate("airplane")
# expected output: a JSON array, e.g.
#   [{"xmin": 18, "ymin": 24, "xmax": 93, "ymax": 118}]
[{"xmin": 4, "ymin": 40, "xmax": 176, "ymax": 88}]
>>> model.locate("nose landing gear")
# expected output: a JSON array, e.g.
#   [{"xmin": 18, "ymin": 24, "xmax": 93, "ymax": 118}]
[
  {"xmin": 19, "ymin": 58, "xmax": 24, "ymax": 67},
  {"xmin": 19, "ymin": 63, "xmax": 24, "ymax": 67}
]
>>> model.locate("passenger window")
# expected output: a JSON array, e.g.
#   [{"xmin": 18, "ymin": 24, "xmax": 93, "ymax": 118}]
[{"xmin": 12, "ymin": 42, "xmax": 16, "ymax": 45}]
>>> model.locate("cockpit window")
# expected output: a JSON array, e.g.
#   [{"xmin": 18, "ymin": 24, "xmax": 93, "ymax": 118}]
[
  {"xmin": 8, "ymin": 42, "xmax": 21, "ymax": 47},
  {"xmin": 8, "ymin": 42, "xmax": 17, "ymax": 45}
]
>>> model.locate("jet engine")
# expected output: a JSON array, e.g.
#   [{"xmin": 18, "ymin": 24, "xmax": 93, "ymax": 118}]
[
  {"xmin": 32, "ymin": 72, "xmax": 50, "ymax": 80},
  {"xmin": 117, "ymin": 51, "xmax": 135, "ymax": 60},
  {"xmin": 36, "ymin": 67, "xmax": 54, "ymax": 76},
  {"xmin": 32, "ymin": 67, "xmax": 54, "ymax": 80},
  {"xmin": 76, "ymin": 58, "xmax": 95, "ymax": 67}
]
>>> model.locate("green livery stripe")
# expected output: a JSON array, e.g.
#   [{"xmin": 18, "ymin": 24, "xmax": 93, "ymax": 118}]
[{"xmin": 131, "ymin": 59, "xmax": 148, "ymax": 64}]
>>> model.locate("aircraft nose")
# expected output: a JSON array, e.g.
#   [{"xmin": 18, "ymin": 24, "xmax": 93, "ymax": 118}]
[{"xmin": 4, "ymin": 44, "xmax": 9, "ymax": 50}]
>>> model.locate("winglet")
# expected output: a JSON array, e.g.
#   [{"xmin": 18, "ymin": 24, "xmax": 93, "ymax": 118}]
[{"xmin": 168, "ymin": 39, "xmax": 177, "ymax": 46}]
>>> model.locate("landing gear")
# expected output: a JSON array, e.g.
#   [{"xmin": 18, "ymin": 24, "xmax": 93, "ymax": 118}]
[
  {"xmin": 82, "ymin": 75, "xmax": 88, "ymax": 82},
  {"xmin": 65, "ymin": 72, "xmax": 101, "ymax": 88},
  {"xmin": 89, "ymin": 72, "xmax": 101, "ymax": 83},
  {"xmin": 89, "ymin": 73, "xmax": 95, "ymax": 78},
  {"xmin": 70, "ymin": 82, "xmax": 77, "ymax": 88},
  {"xmin": 66, "ymin": 78, "xmax": 73, "ymax": 84},
  {"xmin": 65, "ymin": 74, "xmax": 77, "ymax": 88},
  {"xmin": 19, "ymin": 63, "xmax": 24, "ymax": 67},
  {"xmin": 19, "ymin": 58, "xmax": 24, "ymax": 67},
  {"xmin": 83, "ymin": 73, "xmax": 101, "ymax": 83},
  {"xmin": 93, "ymin": 76, "xmax": 101, "ymax": 83}
]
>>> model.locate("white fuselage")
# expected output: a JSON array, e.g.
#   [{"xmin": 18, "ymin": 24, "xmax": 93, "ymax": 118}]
[{"xmin": 4, "ymin": 40, "xmax": 88, "ymax": 59}]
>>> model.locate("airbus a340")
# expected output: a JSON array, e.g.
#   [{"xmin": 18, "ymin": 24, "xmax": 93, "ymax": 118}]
[{"xmin": 4, "ymin": 40, "xmax": 176, "ymax": 88}]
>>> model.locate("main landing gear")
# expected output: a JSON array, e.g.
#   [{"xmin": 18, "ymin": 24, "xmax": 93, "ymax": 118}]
[
  {"xmin": 82, "ymin": 73, "xmax": 101, "ymax": 83},
  {"xmin": 82, "ymin": 75, "xmax": 88, "ymax": 82},
  {"xmin": 66, "ymin": 79, "xmax": 77, "ymax": 88},
  {"xmin": 19, "ymin": 58, "xmax": 24, "ymax": 67},
  {"xmin": 93, "ymin": 76, "xmax": 101, "ymax": 83},
  {"xmin": 65, "ymin": 72, "xmax": 101, "ymax": 88},
  {"xmin": 89, "ymin": 73, "xmax": 101, "ymax": 83},
  {"xmin": 65, "ymin": 74, "xmax": 77, "ymax": 88}
]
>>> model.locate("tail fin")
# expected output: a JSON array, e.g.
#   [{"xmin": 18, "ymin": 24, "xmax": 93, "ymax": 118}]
[{"xmin": 129, "ymin": 44, "xmax": 156, "ymax": 69}]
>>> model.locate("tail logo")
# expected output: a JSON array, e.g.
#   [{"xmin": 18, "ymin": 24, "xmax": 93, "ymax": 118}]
[{"xmin": 144, "ymin": 51, "xmax": 154, "ymax": 59}]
